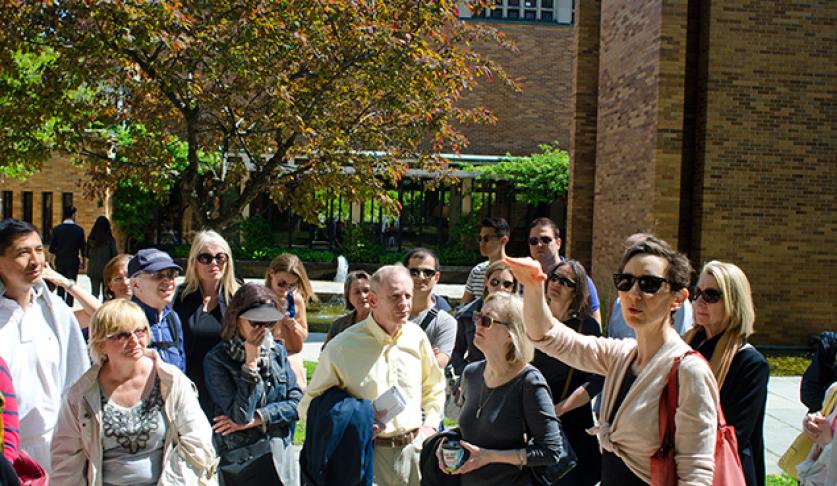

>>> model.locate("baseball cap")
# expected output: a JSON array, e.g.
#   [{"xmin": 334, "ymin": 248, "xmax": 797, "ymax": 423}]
[{"xmin": 128, "ymin": 248, "xmax": 183, "ymax": 277}]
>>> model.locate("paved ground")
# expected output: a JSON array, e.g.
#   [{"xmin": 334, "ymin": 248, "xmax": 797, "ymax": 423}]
[{"xmin": 73, "ymin": 274, "xmax": 804, "ymax": 476}]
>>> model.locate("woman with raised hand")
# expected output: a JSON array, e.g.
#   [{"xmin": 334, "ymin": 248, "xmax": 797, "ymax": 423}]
[
  {"xmin": 437, "ymin": 292, "xmax": 563, "ymax": 485},
  {"xmin": 174, "ymin": 230, "xmax": 240, "ymax": 416},
  {"xmin": 535, "ymin": 259, "xmax": 602, "ymax": 485},
  {"xmin": 103, "ymin": 254, "xmax": 133, "ymax": 301},
  {"xmin": 684, "ymin": 261, "xmax": 769, "ymax": 486},
  {"xmin": 506, "ymin": 236, "xmax": 719, "ymax": 485},
  {"xmin": 51, "ymin": 299, "xmax": 217, "ymax": 485},
  {"xmin": 203, "ymin": 283, "xmax": 302, "ymax": 485},
  {"xmin": 85, "ymin": 216, "xmax": 118, "ymax": 299},
  {"xmin": 322, "ymin": 270, "xmax": 371, "ymax": 348},
  {"xmin": 451, "ymin": 260, "xmax": 518, "ymax": 376},
  {"xmin": 264, "ymin": 253, "xmax": 318, "ymax": 387}
]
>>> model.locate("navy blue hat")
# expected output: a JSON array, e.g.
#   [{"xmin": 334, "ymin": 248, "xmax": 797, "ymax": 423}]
[{"xmin": 128, "ymin": 248, "xmax": 182, "ymax": 277}]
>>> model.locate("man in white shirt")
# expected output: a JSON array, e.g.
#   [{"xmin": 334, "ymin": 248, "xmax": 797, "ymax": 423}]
[{"xmin": 0, "ymin": 219, "xmax": 89, "ymax": 472}]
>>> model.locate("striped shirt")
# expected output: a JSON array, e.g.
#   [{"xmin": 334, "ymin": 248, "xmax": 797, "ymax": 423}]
[
  {"xmin": 0, "ymin": 357, "xmax": 19, "ymax": 463},
  {"xmin": 464, "ymin": 261, "xmax": 490, "ymax": 298}
]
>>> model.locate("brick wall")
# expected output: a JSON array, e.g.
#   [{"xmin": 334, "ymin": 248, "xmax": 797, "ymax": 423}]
[
  {"xmin": 689, "ymin": 0, "xmax": 837, "ymax": 344},
  {"xmin": 460, "ymin": 22, "xmax": 577, "ymax": 156},
  {"xmin": 0, "ymin": 156, "xmax": 114, "ymax": 255}
]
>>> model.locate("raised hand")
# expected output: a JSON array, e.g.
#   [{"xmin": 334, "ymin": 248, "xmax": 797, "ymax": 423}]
[{"xmin": 504, "ymin": 256, "xmax": 547, "ymax": 287}]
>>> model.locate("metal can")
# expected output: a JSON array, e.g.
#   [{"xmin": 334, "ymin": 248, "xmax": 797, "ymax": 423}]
[{"xmin": 441, "ymin": 439, "xmax": 465, "ymax": 472}]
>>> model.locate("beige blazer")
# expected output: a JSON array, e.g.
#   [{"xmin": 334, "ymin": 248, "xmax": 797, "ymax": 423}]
[{"xmin": 535, "ymin": 322, "xmax": 719, "ymax": 485}]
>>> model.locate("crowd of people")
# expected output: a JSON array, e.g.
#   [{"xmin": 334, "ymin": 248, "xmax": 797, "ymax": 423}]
[{"xmin": 0, "ymin": 211, "xmax": 821, "ymax": 486}]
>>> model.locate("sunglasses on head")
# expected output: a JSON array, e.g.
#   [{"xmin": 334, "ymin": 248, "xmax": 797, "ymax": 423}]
[
  {"xmin": 691, "ymin": 287, "xmax": 723, "ymax": 304},
  {"xmin": 473, "ymin": 312, "xmax": 509, "ymax": 329},
  {"xmin": 143, "ymin": 269, "xmax": 179, "ymax": 281},
  {"xmin": 108, "ymin": 328, "xmax": 147, "ymax": 341},
  {"xmin": 408, "ymin": 268, "xmax": 437, "ymax": 278},
  {"xmin": 196, "ymin": 252, "xmax": 228, "ymax": 265},
  {"xmin": 528, "ymin": 236, "xmax": 554, "ymax": 246},
  {"xmin": 612, "ymin": 273, "xmax": 670, "ymax": 294},
  {"xmin": 489, "ymin": 277, "xmax": 515, "ymax": 290},
  {"xmin": 477, "ymin": 234, "xmax": 501, "ymax": 244},
  {"xmin": 548, "ymin": 273, "xmax": 576, "ymax": 289}
]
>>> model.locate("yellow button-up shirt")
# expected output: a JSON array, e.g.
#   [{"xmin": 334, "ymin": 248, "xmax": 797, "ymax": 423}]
[{"xmin": 299, "ymin": 315, "xmax": 445, "ymax": 437}]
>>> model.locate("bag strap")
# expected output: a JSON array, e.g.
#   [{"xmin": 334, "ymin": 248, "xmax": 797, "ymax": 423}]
[
  {"xmin": 559, "ymin": 319, "xmax": 586, "ymax": 401},
  {"xmin": 657, "ymin": 350, "xmax": 699, "ymax": 453},
  {"xmin": 419, "ymin": 308, "xmax": 439, "ymax": 331},
  {"xmin": 149, "ymin": 312, "xmax": 181, "ymax": 350}
]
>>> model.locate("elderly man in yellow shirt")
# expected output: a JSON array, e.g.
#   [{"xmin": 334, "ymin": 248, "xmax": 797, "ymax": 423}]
[{"xmin": 300, "ymin": 265, "xmax": 445, "ymax": 485}]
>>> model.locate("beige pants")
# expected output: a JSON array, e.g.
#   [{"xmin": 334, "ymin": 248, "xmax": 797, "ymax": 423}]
[{"xmin": 373, "ymin": 440, "xmax": 422, "ymax": 486}]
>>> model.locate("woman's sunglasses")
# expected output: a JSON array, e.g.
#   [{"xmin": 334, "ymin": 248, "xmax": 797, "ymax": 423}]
[
  {"xmin": 548, "ymin": 273, "xmax": 576, "ymax": 289},
  {"xmin": 691, "ymin": 287, "xmax": 723, "ymax": 304},
  {"xmin": 108, "ymin": 328, "xmax": 147, "ymax": 341},
  {"xmin": 489, "ymin": 278, "xmax": 515, "ymax": 290},
  {"xmin": 612, "ymin": 273, "xmax": 670, "ymax": 294},
  {"xmin": 473, "ymin": 312, "xmax": 509, "ymax": 329},
  {"xmin": 196, "ymin": 252, "xmax": 229, "ymax": 265}
]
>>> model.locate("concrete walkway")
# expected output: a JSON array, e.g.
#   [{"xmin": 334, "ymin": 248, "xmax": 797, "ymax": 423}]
[{"xmin": 72, "ymin": 274, "xmax": 804, "ymax": 476}]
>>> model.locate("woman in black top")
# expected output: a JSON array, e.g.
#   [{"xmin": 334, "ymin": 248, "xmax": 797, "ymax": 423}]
[
  {"xmin": 85, "ymin": 216, "xmax": 118, "ymax": 299},
  {"xmin": 438, "ymin": 292, "xmax": 563, "ymax": 486},
  {"xmin": 174, "ymin": 230, "xmax": 240, "ymax": 417},
  {"xmin": 684, "ymin": 260, "xmax": 769, "ymax": 486},
  {"xmin": 535, "ymin": 260, "xmax": 602, "ymax": 485}
]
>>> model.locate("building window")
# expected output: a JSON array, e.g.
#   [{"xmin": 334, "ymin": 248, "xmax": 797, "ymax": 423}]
[
  {"xmin": 459, "ymin": 0, "xmax": 574, "ymax": 24},
  {"xmin": 62, "ymin": 192, "xmax": 73, "ymax": 217},
  {"xmin": 42, "ymin": 192, "xmax": 53, "ymax": 243},
  {"xmin": 2, "ymin": 192, "xmax": 12, "ymax": 220},
  {"xmin": 22, "ymin": 192, "xmax": 33, "ymax": 223}
]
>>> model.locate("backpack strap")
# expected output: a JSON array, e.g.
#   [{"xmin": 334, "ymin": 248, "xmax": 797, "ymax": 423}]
[
  {"xmin": 419, "ymin": 308, "xmax": 439, "ymax": 331},
  {"xmin": 148, "ymin": 312, "xmax": 181, "ymax": 351}
]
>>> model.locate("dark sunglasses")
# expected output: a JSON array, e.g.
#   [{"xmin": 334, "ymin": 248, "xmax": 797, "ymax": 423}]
[
  {"xmin": 528, "ymin": 236, "xmax": 554, "ymax": 246},
  {"xmin": 408, "ymin": 268, "xmax": 437, "ymax": 278},
  {"xmin": 250, "ymin": 321, "xmax": 277, "ymax": 329},
  {"xmin": 196, "ymin": 252, "xmax": 228, "ymax": 265},
  {"xmin": 612, "ymin": 273, "xmax": 670, "ymax": 294},
  {"xmin": 108, "ymin": 328, "xmax": 147, "ymax": 341},
  {"xmin": 548, "ymin": 273, "xmax": 576, "ymax": 289},
  {"xmin": 691, "ymin": 287, "xmax": 723, "ymax": 304},
  {"xmin": 473, "ymin": 312, "xmax": 509, "ymax": 329},
  {"xmin": 489, "ymin": 278, "xmax": 515, "ymax": 290},
  {"xmin": 477, "ymin": 234, "xmax": 501, "ymax": 244}
]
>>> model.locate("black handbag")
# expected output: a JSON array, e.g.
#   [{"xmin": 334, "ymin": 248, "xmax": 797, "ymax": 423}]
[{"xmin": 219, "ymin": 437, "xmax": 281, "ymax": 486}]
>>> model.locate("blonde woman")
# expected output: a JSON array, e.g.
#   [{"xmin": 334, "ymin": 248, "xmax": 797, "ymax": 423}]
[
  {"xmin": 684, "ymin": 261, "xmax": 769, "ymax": 486},
  {"xmin": 265, "ymin": 253, "xmax": 318, "ymax": 387},
  {"xmin": 51, "ymin": 299, "xmax": 217, "ymax": 485},
  {"xmin": 174, "ymin": 230, "xmax": 241, "ymax": 416},
  {"xmin": 437, "ymin": 292, "xmax": 563, "ymax": 485}
]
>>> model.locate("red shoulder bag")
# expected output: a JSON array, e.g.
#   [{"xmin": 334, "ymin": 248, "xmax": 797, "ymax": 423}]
[{"xmin": 650, "ymin": 350, "xmax": 746, "ymax": 486}]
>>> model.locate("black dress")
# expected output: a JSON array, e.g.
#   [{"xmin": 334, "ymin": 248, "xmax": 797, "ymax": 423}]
[
  {"xmin": 691, "ymin": 329, "xmax": 770, "ymax": 486},
  {"xmin": 531, "ymin": 316, "xmax": 603, "ymax": 486},
  {"xmin": 174, "ymin": 284, "xmax": 227, "ymax": 418}
]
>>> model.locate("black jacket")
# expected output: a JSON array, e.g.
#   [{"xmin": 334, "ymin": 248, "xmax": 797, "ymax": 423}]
[
  {"xmin": 802, "ymin": 332, "xmax": 837, "ymax": 413},
  {"xmin": 49, "ymin": 222, "xmax": 85, "ymax": 264}
]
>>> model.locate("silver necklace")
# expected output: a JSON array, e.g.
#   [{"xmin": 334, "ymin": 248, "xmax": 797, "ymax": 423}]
[{"xmin": 476, "ymin": 380, "xmax": 496, "ymax": 419}]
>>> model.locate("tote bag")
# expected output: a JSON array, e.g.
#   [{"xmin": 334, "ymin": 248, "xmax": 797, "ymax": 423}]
[{"xmin": 778, "ymin": 384, "xmax": 837, "ymax": 480}]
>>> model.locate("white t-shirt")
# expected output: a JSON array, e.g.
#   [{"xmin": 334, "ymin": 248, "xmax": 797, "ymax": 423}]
[
  {"xmin": 464, "ymin": 261, "xmax": 490, "ymax": 299},
  {"xmin": 410, "ymin": 308, "xmax": 457, "ymax": 357}
]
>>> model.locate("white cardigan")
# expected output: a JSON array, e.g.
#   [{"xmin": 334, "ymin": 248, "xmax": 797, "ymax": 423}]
[{"xmin": 535, "ymin": 322, "xmax": 719, "ymax": 485}]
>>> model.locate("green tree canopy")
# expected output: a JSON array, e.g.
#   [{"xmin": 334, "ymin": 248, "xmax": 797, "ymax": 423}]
[
  {"xmin": 0, "ymin": 1, "xmax": 518, "ymax": 230},
  {"xmin": 471, "ymin": 143, "xmax": 569, "ymax": 206}
]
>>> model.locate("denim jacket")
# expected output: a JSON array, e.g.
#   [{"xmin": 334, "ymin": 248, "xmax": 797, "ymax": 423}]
[{"xmin": 203, "ymin": 341, "xmax": 302, "ymax": 452}]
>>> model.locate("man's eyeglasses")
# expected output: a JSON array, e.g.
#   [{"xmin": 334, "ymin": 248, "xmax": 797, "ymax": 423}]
[
  {"xmin": 473, "ymin": 312, "xmax": 509, "ymax": 329},
  {"xmin": 196, "ymin": 252, "xmax": 229, "ymax": 265},
  {"xmin": 528, "ymin": 236, "xmax": 554, "ymax": 246},
  {"xmin": 108, "ymin": 328, "xmax": 148, "ymax": 342},
  {"xmin": 488, "ymin": 278, "xmax": 515, "ymax": 290},
  {"xmin": 408, "ymin": 268, "xmax": 437, "ymax": 279},
  {"xmin": 548, "ymin": 273, "xmax": 576, "ymax": 289},
  {"xmin": 142, "ymin": 269, "xmax": 179, "ymax": 281},
  {"xmin": 692, "ymin": 287, "xmax": 723, "ymax": 304},
  {"xmin": 477, "ymin": 234, "xmax": 502, "ymax": 244},
  {"xmin": 612, "ymin": 273, "xmax": 670, "ymax": 294}
]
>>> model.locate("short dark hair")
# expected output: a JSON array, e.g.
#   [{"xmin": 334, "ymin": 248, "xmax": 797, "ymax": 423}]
[
  {"xmin": 618, "ymin": 236, "xmax": 693, "ymax": 291},
  {"xmin": 402, "ymin": 247, "xmax": 440, "ymax": 270},
  {"xmin": 480, "ymin": 217, "xmax": 510, "ymax": 237},
  {"xmin": 343, "ymin": 270, "xmax": 371, "ymax": 310},
  {"xmin": 220, "ymin": 283, "xmax": 282, "ymax": 341},
  {"xmin": 547, "ymin": 260, "xmax": 592, "ymax": 320},
  {"xmin": 528, "ymin": 217, "xmax": 560, "ymax": 239},
  {"xmin": 62, "ymin": 205, "xmax": 77, "ymax": 220},
  {"xmin": 0, "ymin": 219, "xmax": 39, "ymax": 255}
]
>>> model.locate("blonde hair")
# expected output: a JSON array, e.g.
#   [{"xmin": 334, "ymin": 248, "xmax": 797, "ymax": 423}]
[
  {"xmin": 88, "ymin": 300, "xmax": 150, "ymax": 364},
  {"xmin": 181, "ymin": 230, "xmax": 239, "ymax": 305},
  {"xmin": 369, "ymin": 264, "xmax": 411, "ymax": 293},
  {"xmin": 265, "ymin": 253, "xmax": 318, "ymax": 303},
  {"xmin": 684, "ymin": 260, "xmax": 755, "ymax": 388},
  {"xmin": 483, "ymin": 292, "xmax": 533, "ymax": 366}
]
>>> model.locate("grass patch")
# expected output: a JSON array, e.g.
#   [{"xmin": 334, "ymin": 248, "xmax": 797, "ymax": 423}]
[
  {"xmin": 764, "ymin": 350, "xmax": 813, "ymax": 376},
  {"xmin": 293, "ymin": 361, "xmax": 320, "ymax": 445},
  {"xmin": 766, "ymin": 474, "xmax": 796, "ymax": 486}
]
